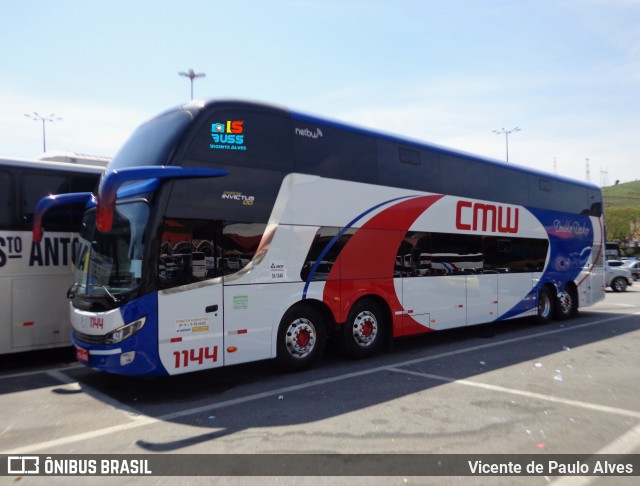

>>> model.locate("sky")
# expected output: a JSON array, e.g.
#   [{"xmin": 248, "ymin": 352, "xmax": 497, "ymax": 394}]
[{"xmin": 1, "ymin": 0, "xmax": 639, "ymax": 186}]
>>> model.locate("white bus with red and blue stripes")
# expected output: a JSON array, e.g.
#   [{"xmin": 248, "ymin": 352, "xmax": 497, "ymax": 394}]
[{"xmin": 33, "ymin": 100, "xmax": 605, "ymax": 375}]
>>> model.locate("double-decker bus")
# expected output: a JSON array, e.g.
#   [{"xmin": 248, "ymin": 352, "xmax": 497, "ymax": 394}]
[
  {"xmin": 0, "ymin": 157, "xmax": 103, "ymax": 354},
  {"xmin": 33, "ymin": 100, "xmax": 605, "ymax": 376}
]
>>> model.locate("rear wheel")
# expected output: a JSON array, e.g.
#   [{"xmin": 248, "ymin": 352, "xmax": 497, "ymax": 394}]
[
  {"xmin": 276, "ymin": 305, "xmax": 326, "ymax": 371},
  {"xmin": 555, "ymin": 287, "xmax": 578, "ymax": 320},
  {"xmin": 536, "ymin": 287, "xmax": 554, "ymax": 324},
  {"xmin": 341, "ymin": 299, "xmax": 386, "ymax": 359}
]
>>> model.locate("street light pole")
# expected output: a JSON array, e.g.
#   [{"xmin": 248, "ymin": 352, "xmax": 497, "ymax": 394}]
[
  {"xmin": 24, "ymin": 112, "xmax": 62, "ymax": 153},
  {"xmin": 492, "ymin": 127, "xmax": 521, "ymax": 162},
  {"xmin": 178, "ymin": 69, "xmax": 206, "ymax": 100}
]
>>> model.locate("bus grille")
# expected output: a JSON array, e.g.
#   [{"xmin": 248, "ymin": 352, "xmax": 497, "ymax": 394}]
[{"xmin": 74, "ymin": 331, "xmax": 107, "ymax": 345}]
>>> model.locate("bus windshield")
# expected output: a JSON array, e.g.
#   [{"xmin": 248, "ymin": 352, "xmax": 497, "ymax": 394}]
[
  {"xmin": 108, "ymin": 107, "xmax": 194, "ymax": 171},
  {"xmin": 74, "ymin": 201, "xmax": 150, "ymax": 299}
]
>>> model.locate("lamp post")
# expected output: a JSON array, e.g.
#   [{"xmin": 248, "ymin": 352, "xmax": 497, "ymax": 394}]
[
  {"xmin": 178, "ymin": 69, "xmax": 206, "ymax": 100},
  {"xmin": 24, "ymin": 112, "xmax": 62, "ymax": 153},
  {"xmin": 492, "ymin": 126, "xmax": 521, "ymax": 162}
]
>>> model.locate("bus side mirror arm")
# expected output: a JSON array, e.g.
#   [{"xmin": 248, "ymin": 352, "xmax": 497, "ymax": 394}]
[
  {"xmin": 32, "ymin": 192, "xmax": 95, "ymax": 243},
  {"xmin": 96, "ymin": 166, "xmax": 229, "ymax": 233}
]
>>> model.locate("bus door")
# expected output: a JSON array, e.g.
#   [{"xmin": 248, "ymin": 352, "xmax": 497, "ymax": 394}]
[
  {"xmin": 157, "ymin": 280, "xmax": 225, "ymax": 375},
  {"xmin": 155, "ymin": 219, "xmax": 225, "ymax": 375}
]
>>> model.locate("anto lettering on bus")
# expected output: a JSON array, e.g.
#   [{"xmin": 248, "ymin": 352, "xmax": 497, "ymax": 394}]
[
  {"xmin": 0, "ymin": 235, "xmax": 83, "ymax": 268},
  {"xmin": 210, "ymin": 120, "xmax": 246, "ymax": 149}
]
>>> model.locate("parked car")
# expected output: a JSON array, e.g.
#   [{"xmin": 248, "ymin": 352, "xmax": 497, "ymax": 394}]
[
  {"xmin": 605, "ymin": 262, "xmax": 633, "ymax": 292},
  {"xmin": 622, "ymin": 260, "xmax": 640, "ymax": 280},
  {"xmin": 607, "ymin": 259, "xmax": 624, "ymax": 267}
]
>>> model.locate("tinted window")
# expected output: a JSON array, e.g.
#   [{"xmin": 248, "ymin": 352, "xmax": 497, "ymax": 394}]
[
  {"xmin": 560, "ymin": 182, "xmax": 589, "ymax": 214},
  {"xmin": 293, "ymin": 122, "xmax": 377, "ymax": 183},
  {"xmin": 21, "ymin": 172, "xmax": 70, "ymax": 228},
  {"xmin": 396, "ymin": 231, "xmax": 548, "ymax": 276},
  {"xmin": 166, "ymin": 164, "xmax": 286, "ymax": 224},
  {"xmin": 587, "ymin": 188, "xmax": 603, "ymax": 217},
  {"xmin": 378, "ymin": 140, "xmax": 441, "ymax": 193},
  {"xmin": 70, "ymin": 174, "xmax": 99, "ymax": 193},
  {"xmin": 440, "ymin": 155, "xmax": 490, "ymax": 200},
  {"xmin": 396, "ymin": 232, "xmax": 483, "ymax": 276},
  {"xmin": 489, "ymin": 166, "xmax": 529, "ymax": 206},
  {"xmin": 483, "ymin": 237, "xmax": 548, "ymax": 273},
  {"xmin": 300, "ymin": 227, "xmax": 354, "ymax": 281},
  {"xmin": 185, "ymin": 109, "xmax": 293, "ymax": 173},
  {"xmin": 0, "ymin": 170, "xmax": 13, "ymax": 227},
  {"xmin": 158, "ymin": 218, "xmax": 266, "ymax": 289},
  {"xmin": 110, "ymin": 108, "xmax": 193, "ymax": 170},
  {"xmin": 529, "ymin": 175, "xmax": 561, "ymax": 210}
]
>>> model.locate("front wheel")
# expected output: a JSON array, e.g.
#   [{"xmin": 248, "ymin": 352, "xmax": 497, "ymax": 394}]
[
  {"xmin": 341, "ymin": 299, "xmax": 386, "ymax": 359},
  {"xmin": 276, "ymin": 305, "xmax": 326, "ymax": 371},
  {"xmin": 536, "ymin": 287, "xmax": 554, "ymax": 324},
  {"xmin": 611, "ymin": 277, "xmax": 628, "ymax": 292}
]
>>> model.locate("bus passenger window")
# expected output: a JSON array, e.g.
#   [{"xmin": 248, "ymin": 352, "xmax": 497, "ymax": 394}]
[
  {"xmin": 158, "ymin": 219, "xmax": 266, "ymax": 290},
  {"xmin": 158, "ymin": 219, "xmax": 220, "ymax": 289},
  {"xmin": 0, "ymin": 171, "xmax": 13, "ymax": 227},
  {"xmin": 300, "ymin": 227, "xmax": 354, "ymax": 281}
]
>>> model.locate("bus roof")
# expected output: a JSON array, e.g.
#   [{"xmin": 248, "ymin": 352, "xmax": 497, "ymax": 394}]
[
  {"xmin": 0, "ymin": 156, "xmax": 105, "ymax": 173},
  {"xmin": 289, "ymin": 107, "xmax": 600, "ymax": 192},
  {"xmin": 188, "ymin": 98, "xmax": 599, "ymax": 192}
]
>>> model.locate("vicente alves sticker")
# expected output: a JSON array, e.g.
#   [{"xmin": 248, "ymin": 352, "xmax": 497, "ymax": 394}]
[{"xmin": 210, "ymin": 120, "xmax": 246, "ymax": 151}]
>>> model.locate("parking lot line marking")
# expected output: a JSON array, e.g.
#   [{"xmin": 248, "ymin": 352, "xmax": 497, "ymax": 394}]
[
  {"xmin": 3, "ymin": 313, "xmax": 637, "ymax": 454},
  {"xmin": 0, "ymin": 363, "xmax": 81, "ymax": 381},
  {"xmin": 388, "ymin": 367, "xmax": 640, "ymax": 419},
  {"xmin": 3, "ymin": 417, "xmax": 160, "ymax": 455}
]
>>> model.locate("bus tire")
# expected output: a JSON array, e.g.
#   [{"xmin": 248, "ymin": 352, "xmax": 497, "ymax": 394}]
[
  {"xmin": 341, "ymin": 298, "xmax": 386, "ymax": 359},
  {"xmin": 555, "ymin": 286, "xmax": 578, "ymax": 320},
  {"xmin": 536, "ymin": 287, "xmax": 554, "ymax": 324},
  {"xmin": 276, "ymin": 304, "xmax": 326, "ymax": 372}
]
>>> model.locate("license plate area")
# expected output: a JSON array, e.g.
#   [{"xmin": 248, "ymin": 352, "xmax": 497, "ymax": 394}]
[{"xmin": 76, "ymin": 347, "xmax": 89, "ymax": 363}]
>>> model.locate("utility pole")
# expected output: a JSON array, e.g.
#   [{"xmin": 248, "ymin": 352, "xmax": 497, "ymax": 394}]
[
  {"xmin": 24, "ymin": 112, "xmax": 62, "ymax": 152},
  {"xmin": 178, "ymin": 69, "xmax": 206, "ymax": 100},
  {"xmin": 492, "ymin": 127, "xmax": 521, "ymax": 162}
]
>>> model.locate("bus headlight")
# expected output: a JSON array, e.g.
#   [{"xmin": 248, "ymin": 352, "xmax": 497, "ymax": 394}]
[{"xmin": 105, "ymin": 317, "xmax": 146, "ymax": 344}]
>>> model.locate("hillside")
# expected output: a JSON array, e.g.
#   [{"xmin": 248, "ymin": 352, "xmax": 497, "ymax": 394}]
[
  {"xmin": 601, "ymin": 180, "xmax": 640, "ymax": 246},
  {"xmin": 602, "ymin": 180, "xmax": 640, "ymax": 208}
]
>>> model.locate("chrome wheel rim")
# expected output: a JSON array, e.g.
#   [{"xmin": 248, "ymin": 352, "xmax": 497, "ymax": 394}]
[
  {"xmin": 539, "ymin": 293, "xmax": 551, "ymax": 319},
  {"xmin": 284, "ymin": 318, "xmax": 316, "ymax": 359},
  {"xmin": 351, "ymin": 310, "xmax": 378, "ymax": 348}
]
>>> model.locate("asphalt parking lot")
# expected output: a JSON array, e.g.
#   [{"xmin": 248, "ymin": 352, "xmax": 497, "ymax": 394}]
[{"xmin": 1, "ymin": 288, "xmax": 639, "ymax": 485}]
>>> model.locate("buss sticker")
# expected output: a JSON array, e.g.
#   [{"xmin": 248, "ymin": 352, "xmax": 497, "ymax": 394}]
[{"xmin": 210, "ymin": 120, "xmax": 246, "ymax": 151}]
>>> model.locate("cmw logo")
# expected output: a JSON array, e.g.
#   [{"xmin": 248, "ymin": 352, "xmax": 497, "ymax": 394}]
[
  {"xmin": 455, "ymin": 200, "xmax": 519, "ymax": 234},
  {"xmin": 295, "ymin": 127, "xmax": 323, "ymax": 139}
]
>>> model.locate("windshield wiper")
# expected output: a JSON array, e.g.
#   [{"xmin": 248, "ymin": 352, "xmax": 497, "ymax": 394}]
[{"xmin": 96, "ymin": 284, "xmax": 121, "ymax": 305}]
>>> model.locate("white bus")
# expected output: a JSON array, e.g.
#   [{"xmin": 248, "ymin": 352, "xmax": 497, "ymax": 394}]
[
  {"xmin": 34, "ymin": 100, "xmax": 605, "ymax": 376},
  {"xmin": 0, "ymin": 157, "xmax": 103, "ymax": 354}
]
